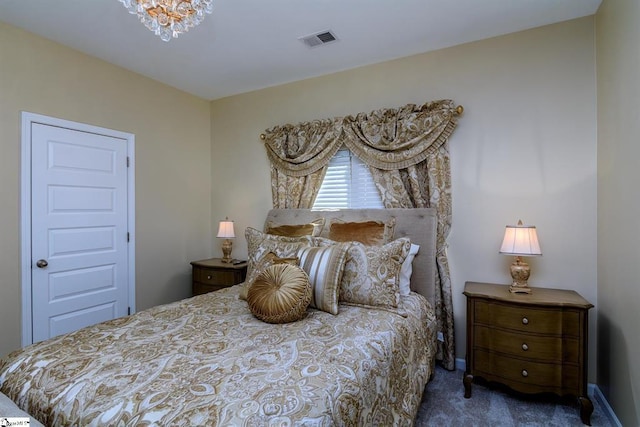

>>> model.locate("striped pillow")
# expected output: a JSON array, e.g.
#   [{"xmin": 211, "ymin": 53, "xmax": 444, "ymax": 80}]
[{"xmin": 297, "ymin": 243, "xmax": 350, "ymax": 315}]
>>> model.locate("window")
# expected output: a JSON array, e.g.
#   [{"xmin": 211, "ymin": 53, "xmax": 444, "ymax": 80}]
[{"xmin": 312, "ymin": 149, "xmax": 384, "ymax": 209}]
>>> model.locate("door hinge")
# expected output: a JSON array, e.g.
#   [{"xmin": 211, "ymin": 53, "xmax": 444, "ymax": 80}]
[
  {"xmin": 126, "ymin": 156, "xmax": 130, "ymax": 167},
  {"xmin": 127, "ymin": 232, "xmax": 130, "ymax": 242},
  {"xmin": 128, "ymin": 307, "xmax": 131, "ymax": 316}
]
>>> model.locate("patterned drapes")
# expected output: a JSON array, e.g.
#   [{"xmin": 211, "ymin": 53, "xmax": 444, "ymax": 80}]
[
  {"xmin": 265, "ymin": 118, "xmax": 342, "ymax": 208},
  {"xmin": 262, "ymin": 99, "xmax": 459, "ymax": 369}
]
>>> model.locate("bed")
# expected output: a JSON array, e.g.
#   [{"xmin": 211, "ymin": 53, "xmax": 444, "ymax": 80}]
[{"xmin": 0, "ymin": 208, "xmax": 438, "ymax": 426}]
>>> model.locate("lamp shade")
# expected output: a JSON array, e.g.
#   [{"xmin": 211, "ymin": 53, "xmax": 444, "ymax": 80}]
[
  {"xmin": 499, "ymin": 220, "xmax": 541, "ymax": 256},
  {"xmin": 217, "ymin": 218, "xmax": 235, "ymax": 239}
]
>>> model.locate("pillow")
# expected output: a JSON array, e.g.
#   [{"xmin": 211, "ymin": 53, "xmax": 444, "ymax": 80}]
[
  {"xmin": 339, "ymin": 237, "xmax": 411, "ymax": 311},
  {"xmin": 328, "ymin": 218, "xmax": 396, "ymax": 245},
  {"xmin": 247, "ymin": 263, "xmax": 312, "ymax": 324},
  {"xmin": 239, "ymin": 252, "xmax": 299, "ymax": 300},
  {"xmin": 399, "ymin": 243, "xmax": 420, "ymax": 296},
  {"xmin": 265, "ymin": 218, "xmax": 325, "ymax": 237},
  {"xmin": 245, "ymin": 227, "xmax": 313, "ymax": 283},
  {"xmin": 297, "ymin": 242, "xmax": 350, "ymax": 315}
]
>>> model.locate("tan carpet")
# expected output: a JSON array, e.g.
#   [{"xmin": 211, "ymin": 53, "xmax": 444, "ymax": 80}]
[{"xmin": 415, "ymin": 366, "xmax": 616, "ymax": 427}]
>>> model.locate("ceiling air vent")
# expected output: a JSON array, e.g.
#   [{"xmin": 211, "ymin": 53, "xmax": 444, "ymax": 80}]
[{"xmin": 299, "ymin": 30, "xmax": 338, "ymax": 48}]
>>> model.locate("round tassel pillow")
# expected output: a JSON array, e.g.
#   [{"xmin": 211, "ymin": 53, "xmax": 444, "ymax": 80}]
[{"xmin": 247, "ymin": 263, "xmax": 312, "ymax": 324}]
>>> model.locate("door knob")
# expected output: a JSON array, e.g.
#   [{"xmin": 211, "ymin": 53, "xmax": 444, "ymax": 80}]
[{"xmin": 36, "ymin": 259, "xmax": 48, "ymax": 268}]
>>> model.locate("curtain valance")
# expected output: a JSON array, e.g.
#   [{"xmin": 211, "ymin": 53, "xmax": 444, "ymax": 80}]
[
  {"xmin": 263, "ymin": 99, "xmax": 459, "ymax": 176},
  {"xmin": 264, "ymin": 118, "xmax": 343, "ymax": 177}
]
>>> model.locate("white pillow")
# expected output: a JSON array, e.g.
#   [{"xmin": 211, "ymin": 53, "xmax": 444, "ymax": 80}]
[{"xmin": 399, "ymin": 243, "xmax": 420, "ymax": 296}]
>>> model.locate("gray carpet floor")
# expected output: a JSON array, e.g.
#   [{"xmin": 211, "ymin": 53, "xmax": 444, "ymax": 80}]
[{"xmin": 415, "ymin": 366, "xmax": 616, "ymax": 427}]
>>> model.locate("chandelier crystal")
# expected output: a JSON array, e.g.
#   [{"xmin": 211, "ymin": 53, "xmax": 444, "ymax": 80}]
[{"xmin": 119, "ymin": 0, "xmax": 214, "ymax": 42}]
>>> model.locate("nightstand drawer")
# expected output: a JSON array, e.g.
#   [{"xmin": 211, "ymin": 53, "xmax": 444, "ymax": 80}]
[
  {"xmin": 474, "ymin": 301, "xmax": 580, "ymax": 336},
  {"xmin": 475, "ymin": 324, "xmax": 580, "ymax": 363},
  {"xmin": 195, "ymin": 268, "xmax": 236, "ymax": 285},
  {"xmin": 474, "ymin": 349, "xmax": 580, "ymax": 393},
  {"xmin": 191, "ymin": 258, "xmax": 247, "ymax": 296}
]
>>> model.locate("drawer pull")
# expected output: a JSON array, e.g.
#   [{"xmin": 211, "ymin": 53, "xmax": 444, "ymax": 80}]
[
  {"xmin": 522, "ymin": 317, "xmax": 529, "ymax": 325},
  {"xmin": 521, "ymin": 369, "xmax": 529, "ymax": 377},
  {"xmin": 522, "ymin": 343, "xmax": 529, "ymax": 351},
  {"xmin": 207, "ymin": 275, "xmax": 212, "ymax": 280}
]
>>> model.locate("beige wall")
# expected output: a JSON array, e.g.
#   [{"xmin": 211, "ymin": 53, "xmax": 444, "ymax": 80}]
[
  {"xmin": 211, "ymin": 17, "xmax": 599, "ymax": 379},
  {"xmin": 596, "ymin": 0, "xmax": 640, "ymax": 425},
  {"xmin": 0, "ymin": 22, "xmax": 212, "ymax": 357}
]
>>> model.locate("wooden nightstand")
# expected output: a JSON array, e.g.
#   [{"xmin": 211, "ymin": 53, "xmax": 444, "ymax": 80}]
[
  {"xmin": 463, "ymin": 282, "xmax": 594, "ymax": 425},
  {"xmin": 191, "ymin": 258, "xmax": 247, "ymax": 296}
]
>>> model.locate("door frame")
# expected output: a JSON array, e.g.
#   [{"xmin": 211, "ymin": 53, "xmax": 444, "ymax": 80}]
[{"xmin": 20, "ymin": 112, "xmax": 136, "ymax": 346}]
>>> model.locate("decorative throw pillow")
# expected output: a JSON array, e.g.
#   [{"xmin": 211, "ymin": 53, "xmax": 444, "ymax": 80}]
[
  {"xmin": 339, "ymin": 237, "xmax": 411, "ymax": 310},
  {"xmin": 328, "ymin": 217, "xmax": 396, "ymax": 246},
  {"xmin": 245, "ymin": 227, "xmax": 313, "ymax": 284},
  {"xmin": 247, "ymin": 264, "xmax": 312, "ymax": 324},
  {"xmin": 265, "ymin": 218, "xmax": 325, "ymax": 237},
  {"xmin": 399, "ymin": 243, "xmax": 420, "ymax": 296},
  {"xmin": 297, "ymin": 242, "xmax": 350, "ymax": 315},
  {"xmin": 239, "ymin": 252, "xmax": 299, "ymax": 300}
]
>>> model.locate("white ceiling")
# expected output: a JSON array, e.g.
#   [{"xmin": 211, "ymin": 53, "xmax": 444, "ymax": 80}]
[{"xmin": 0, "ymin": 0, "xmax": 601, "ymax": 101}]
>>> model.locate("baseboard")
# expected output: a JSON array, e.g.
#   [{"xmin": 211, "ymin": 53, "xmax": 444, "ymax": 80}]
[
  {"xmin": 454, "ymin": 358, "xmax": 622, "ymax": 426},
  {"xmin": 591, "ymin": 384, "xmax": 623, "ymax": 427}
]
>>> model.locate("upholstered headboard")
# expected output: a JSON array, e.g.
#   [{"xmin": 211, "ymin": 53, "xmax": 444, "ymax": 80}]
[{"xmin": 265, "ymin": 208, "xmax": 437, "ymax": 307}]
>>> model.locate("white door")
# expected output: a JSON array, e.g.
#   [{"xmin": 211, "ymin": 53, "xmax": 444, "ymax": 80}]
[{"xmin": 30, "ymin": 122, "xmax": 131, "ymax": 343}]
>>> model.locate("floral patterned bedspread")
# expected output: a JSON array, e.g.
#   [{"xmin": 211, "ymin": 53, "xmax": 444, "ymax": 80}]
[{"xmin": 0, "ymin": 286, "xmax": 436, "ymax": 426}]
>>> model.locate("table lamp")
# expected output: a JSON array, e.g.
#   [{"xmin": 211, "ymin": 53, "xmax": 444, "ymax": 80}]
[
  {"xmin": 217, "ymin": 217, "xmax": 235, "ymax": 263},
  {"xmin": 499, "ymin": 220, "xmax": 542, "ymax": 294}
]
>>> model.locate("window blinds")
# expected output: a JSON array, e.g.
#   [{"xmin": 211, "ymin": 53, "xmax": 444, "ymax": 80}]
[{"xmin": 312, "ymin": 149, "xmax": 384, "ymax": 209}]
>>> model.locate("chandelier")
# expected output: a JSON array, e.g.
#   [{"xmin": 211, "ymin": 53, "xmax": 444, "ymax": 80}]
[{"xmin": 119, "ymin": 0, "xmax": 214, "ymax": 42}]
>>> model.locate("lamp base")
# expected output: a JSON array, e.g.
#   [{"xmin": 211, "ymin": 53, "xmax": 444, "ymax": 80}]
[
  {"xmin": 509, "ymin": 283, "xmax": 532, "ymax": 294},
  {"xmin": 221, "ymin": 239, "xmax": 233, "ymax": 263},
  {"xmin": 508, "ymin": 256, "xmax": 532, "ymax": 294}
]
